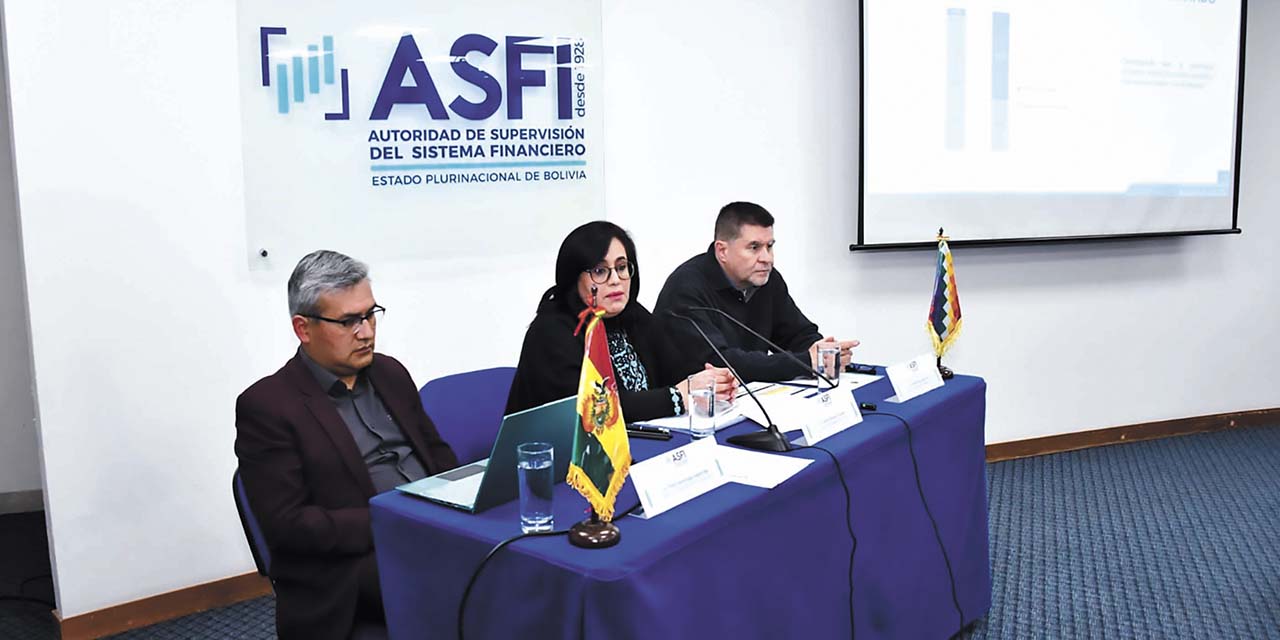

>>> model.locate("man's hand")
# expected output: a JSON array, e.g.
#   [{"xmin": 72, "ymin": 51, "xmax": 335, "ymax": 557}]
[{"xmin": 808, "ymin": 336, "xmax": 860, "ymax": 372}]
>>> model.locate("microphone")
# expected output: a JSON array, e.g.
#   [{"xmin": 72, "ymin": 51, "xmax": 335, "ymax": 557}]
[
  {"xmin": 683, "ymin": 306, "xmax": 838, "ymax": 389},
  {"xmin": 666, "ymin": 310, "xmax": 792, "ymax": 453}
]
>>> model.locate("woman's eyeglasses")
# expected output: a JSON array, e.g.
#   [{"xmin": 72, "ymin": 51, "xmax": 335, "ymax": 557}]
[{"xmin": 584, "ymin": 262, "xmax": 635, "ymax": 284}]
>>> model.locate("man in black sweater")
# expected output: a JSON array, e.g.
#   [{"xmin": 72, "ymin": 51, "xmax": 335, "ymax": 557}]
[{"xmin": 654, "ymin": 202, "xmax": 858, "ymax": 383}]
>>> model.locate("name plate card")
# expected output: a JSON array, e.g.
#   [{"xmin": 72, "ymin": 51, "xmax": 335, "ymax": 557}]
[
  {"xmin": 885, "ymin": 353, "xmax": 945, "ymax": 403},
  {"xmin": 798, "ymin": 389, "xmax": 863, "ymax": 446},
  {"xmin": 629, "ymin": 437, "xmax": 728, "ymax": 519},
  {"xmin": 739, "ymin": 386, "xmax": 862, "ymax": 446}
]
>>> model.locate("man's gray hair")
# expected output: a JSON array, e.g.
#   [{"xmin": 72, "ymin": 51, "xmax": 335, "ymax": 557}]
[{"xmin": 287, "ymin": 250, "xmax": 369, "ymax": 316}]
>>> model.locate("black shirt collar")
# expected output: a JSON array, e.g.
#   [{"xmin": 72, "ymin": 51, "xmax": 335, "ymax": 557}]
[{"xmin": 297, "ymin": 347, "xmax": 368, "ymax": 397}]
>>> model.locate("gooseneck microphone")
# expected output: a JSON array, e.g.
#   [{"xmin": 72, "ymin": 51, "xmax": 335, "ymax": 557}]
[
  {"xmin": 666, "ymin": 310, "xmax": 792, "ymax": 453},
  {"xmin": 684, "ymin": 305, "xmax": 838, "ymax": 389}
]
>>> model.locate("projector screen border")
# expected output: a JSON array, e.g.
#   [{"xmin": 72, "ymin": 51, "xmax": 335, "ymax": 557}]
[
  {"xmin": 855, "ymin": 0, "xmax": 1250, "ymax": 250},
  {"xmin": 848, "ymin": 227, "xmax": 1242, "ymax": 253}
]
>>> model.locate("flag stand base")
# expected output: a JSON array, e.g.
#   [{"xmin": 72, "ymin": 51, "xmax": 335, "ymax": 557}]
[
  {"xmin": 937, "ymin": 357, "xmax": 954, "ymax": 380},
  {"xmin": 569, "ymin": 511, "xmax": 620, "ymax": 549}
]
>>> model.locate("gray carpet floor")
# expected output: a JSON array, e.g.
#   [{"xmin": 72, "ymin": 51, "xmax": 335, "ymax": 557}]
[
  {"xmin": 3, "ymin": 425, "xmax": 1279, "ymax": 639},
  {"xmin": 962, "ymin": 424, "xmax": 1280, "ymax": 639}
]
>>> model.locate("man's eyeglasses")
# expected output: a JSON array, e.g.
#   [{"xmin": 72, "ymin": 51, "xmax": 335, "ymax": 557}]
[
  {"xmin": 584, "ymin": 261, "xmax": 635, "ymax": 284},
  {"xmin": 303, "ymin": 305, "xmax": 385, "ymax": 333}
]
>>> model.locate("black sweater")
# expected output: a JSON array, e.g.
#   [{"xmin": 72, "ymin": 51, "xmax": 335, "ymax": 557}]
[
  {"xmin": 505, "ymin": 296, "xmax": 683, "ymax": 421},
  {"xmin": 653, "ymin": 245, "xmax": 822, "ymax": 383}
]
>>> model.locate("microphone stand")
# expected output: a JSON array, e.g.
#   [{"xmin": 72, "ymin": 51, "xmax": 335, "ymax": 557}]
[
  {"xmin": 667, "ymin": 311, "xmax": 792, "ymax": 452},
  {"xmin": 684, "ymin": 306, "xmax": 839, "ymax": 389}
]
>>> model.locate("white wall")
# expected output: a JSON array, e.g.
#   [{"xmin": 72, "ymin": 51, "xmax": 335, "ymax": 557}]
[
  {"xmin": 604, "ymin": 0, "xmax": 1280, "ymax": 443},
  {"xmin": 0, "ymin": 7, "xmax": 40, "ymax": 503},
  {"xmin": 3, "ymin": 0, "xmax": 1277, "ymax": 620}
]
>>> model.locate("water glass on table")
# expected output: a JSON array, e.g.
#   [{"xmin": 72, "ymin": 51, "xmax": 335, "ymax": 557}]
[
  {"xmin": 517, "ymin": 442, "xmax": 554, "ymax": 533},
  {"xmin": 688, "ymin": 376, "xmax": 716, "ymax": 439},
  {"xmin": 816, "ymin": 346, "xmax": 842, "ymax": 390}
]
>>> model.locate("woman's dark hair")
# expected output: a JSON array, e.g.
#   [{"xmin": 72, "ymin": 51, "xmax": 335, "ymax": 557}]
[{"xmin": 538, "ymin": 221, "xmax": 641, "ymax": 322}]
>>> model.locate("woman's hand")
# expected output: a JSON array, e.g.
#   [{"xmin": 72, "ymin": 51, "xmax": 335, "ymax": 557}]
[{"xmin": 678, "ymin": 363, "xmax": 738, "ymax": 408}]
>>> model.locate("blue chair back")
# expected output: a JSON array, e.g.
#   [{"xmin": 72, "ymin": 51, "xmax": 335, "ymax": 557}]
[
  {"xmin": 235, "ymin": 468, "xmax": 385, "ymax": 636},
  {"xmin": 419, "ymin": 367, "xmax": 517, "ymax": 465},
  {"xmin": 233, "ymin": 468, "xmax": 271, "ymax": 577}
]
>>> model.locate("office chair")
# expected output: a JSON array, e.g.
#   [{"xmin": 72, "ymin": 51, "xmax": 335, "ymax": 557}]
[
  {"xmin": 418, "ymin": 366, "xmax": 517, "ymax": 464},
  {"xmin": 232, "ymin": 468, "xmax": 271, "ymax": 577},
  {"xmin": 233, "ymin": 470, "xmax": 387, "ymax": 639}
]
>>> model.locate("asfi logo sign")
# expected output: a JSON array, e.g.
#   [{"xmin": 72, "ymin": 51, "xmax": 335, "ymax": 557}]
[
  {"xmin": 257, "ymin": 28, "xmax": 589, "ymax": 124},
  {"xmin": 237, "ymin": 1, "xmax": 604, "ymax": 266},
  {"xmin": 251, "ymin": 26, "xmax": 591, "ymax": 188}
]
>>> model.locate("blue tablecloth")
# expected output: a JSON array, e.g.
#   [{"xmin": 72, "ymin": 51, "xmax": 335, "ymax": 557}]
[{"xmin": 371, "ymin": 373, "xmax": 990, "ymax": 639}]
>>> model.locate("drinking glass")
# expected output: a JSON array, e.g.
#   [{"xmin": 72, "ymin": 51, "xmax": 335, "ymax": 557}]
[
  {"xmin": 816, "ymin": 346, "xmax": 842, "ymax": 390},
  {"xmin": 688, "ymin": 377, "xmax": 716, "ymax": 438},
  {"xmin": 517, "ymin": 442, "xmax": 554, "ymax": 533}
]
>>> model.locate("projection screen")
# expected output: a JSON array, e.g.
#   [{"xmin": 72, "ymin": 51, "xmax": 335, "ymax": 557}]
[{"xmin": 856, "ymin": 0, "xmax": 1246, "ymax": 248}]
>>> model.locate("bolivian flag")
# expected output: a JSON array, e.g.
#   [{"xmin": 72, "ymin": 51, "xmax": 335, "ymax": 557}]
[
  {"xmin": 928, "ymin": 232, "xmax": 963, "ymax": 358},
  {"xmin": 566, "ymin": 308, "xmax": 631, "ymax": 521}
]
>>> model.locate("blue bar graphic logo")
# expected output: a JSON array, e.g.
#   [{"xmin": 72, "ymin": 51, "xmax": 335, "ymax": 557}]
[
  {"xmin": 257, "ymin": 26, "xmax": 585, "ymax": 124},
  {"xmin": 259, "ymin": 27, "xmax": 351, "ymax": 120}
]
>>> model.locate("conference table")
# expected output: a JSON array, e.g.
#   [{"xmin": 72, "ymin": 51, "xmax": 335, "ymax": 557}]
[{"xmin": 371, "ymin": 371, "xmax": 990, "ymax": 639}]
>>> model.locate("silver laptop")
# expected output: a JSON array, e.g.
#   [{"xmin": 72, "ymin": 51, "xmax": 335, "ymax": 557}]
[{"xmin": 396, "ymin": 396, "xmax": 576, "ymax": 513}]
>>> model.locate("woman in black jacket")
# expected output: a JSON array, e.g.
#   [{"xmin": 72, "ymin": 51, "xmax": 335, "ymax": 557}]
[{"xmin": 505, "ymin": 221, "xmax": 735, "ymax": 421}]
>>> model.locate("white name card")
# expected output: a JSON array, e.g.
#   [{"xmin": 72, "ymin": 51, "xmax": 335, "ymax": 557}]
[
  {"xmin": 738, "ymin": 386, "xmax": 862, "ymax": 446},
  {"xmin": 797, "ymin": 389, "xmax": 863, "ymax": 446},
  {"xmin": 885, "ymin": 353, "xmax": 945, "ymax": 403},
  {"xmin": 629, "ymin": 437, "xmax": 728, "ymax": 519}
]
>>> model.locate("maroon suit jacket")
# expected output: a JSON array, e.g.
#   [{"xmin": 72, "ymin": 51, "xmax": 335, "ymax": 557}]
[{"xmin": 234, "ymin": 352, "xmax": 458, "ymax": 640}]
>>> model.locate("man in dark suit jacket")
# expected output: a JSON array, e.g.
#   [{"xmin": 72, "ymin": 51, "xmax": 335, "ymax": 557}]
[{"xmin": 235, "ymin": 250, "xmax": 458, "ymax": 640}]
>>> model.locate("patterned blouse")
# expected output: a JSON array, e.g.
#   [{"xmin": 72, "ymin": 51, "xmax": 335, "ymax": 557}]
[
  {"xmin": 607, "ymin": 327, "xmax": 683, "ymax": 416},
  {"xmin": 607, "ymin": 328, "xmax": 649, "ymax": 392}
]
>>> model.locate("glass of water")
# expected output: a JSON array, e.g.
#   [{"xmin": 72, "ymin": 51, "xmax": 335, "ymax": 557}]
[
  {"xmin": 816, "ymin": 346, "xmax": 842, "ymax": 390},
  {"xmin": 517, "ymin": 442, "xmax": 554, "ymax": 533},
  {"xmin": 688, "ymin": 376, "xmax": 716, "ymax": 439}
]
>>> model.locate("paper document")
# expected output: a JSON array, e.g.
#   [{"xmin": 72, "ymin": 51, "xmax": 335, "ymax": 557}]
[
  {"xmin": 779, "ymin": 372, "xmax": 882, "ymax": 391},
  {"xmin": 735, "ymin": 387, "xmax": 815, "ymax": 431},
  {"xmin": 746, "ymin": 383, "xmax": 814, "ymax": 403},
  {"xmin": 635, "ymin": 406, "xmax": 745, "ymax": 434},
  {"xmin": 632, "ymin": 381, "xmax": 774, "ymax": 433},
  {"xmin": 737, "ymin": 381, "xmax": 778, "ymax": 397},
  {"xmin": 715, "ymin": 445, "xmax": 813, "ymax": 489},
  {"xmin": 737, "ymin": 390, "xmax": 799, "ymax": 431}
]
